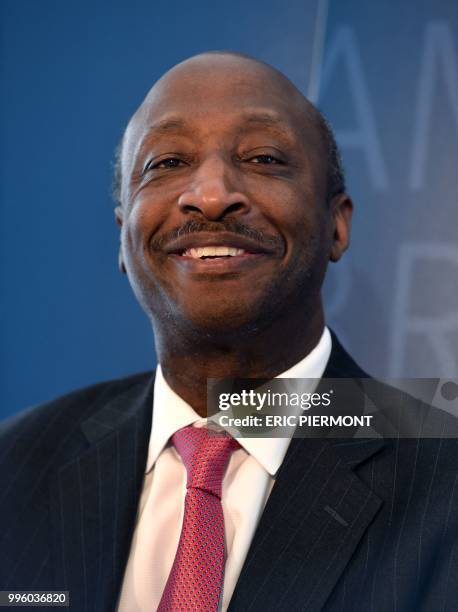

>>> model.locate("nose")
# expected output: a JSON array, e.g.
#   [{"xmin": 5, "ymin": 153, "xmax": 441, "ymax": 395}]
[{"xmin": 178, "ymin": 156, "xmax": 250, "ymax": 220}]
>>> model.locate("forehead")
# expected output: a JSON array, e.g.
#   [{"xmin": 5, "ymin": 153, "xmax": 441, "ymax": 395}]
[{"xmin": 124, "ymin": 57, "xmax": 322, "ymax": 155}]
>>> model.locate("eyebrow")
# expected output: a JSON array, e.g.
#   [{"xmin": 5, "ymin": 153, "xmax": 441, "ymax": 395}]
[
  {"xmin": 241, "ymin": 112, "xmax": 288, "ymax": 128},
  {"xmin": 146, "ymin": 118, "xmax": 194, "ymax": 136},
  {"xmin": 241, "ymin": 112, "xmax": 298, "ymax": 141}
]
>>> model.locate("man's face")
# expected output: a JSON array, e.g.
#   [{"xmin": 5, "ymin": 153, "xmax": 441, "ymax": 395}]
[{"xmin": 117, "ymin": 56, "xmax": 342, "ymax": 336}]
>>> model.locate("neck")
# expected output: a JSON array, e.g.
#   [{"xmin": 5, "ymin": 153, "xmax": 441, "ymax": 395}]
[{"xmin": 154, "ymin": 303, "xmax": 325, "ymax": 417}]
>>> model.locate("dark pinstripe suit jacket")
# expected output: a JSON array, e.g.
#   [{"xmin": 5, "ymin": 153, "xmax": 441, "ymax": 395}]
[{"xmin": 1, "ymin": 336, "xmax": 457, "ymax": 611}]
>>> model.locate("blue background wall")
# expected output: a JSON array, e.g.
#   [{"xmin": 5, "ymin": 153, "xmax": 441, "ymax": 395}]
[
  {"xmin": 319, "ymin": 0, "xmax": 458, "ymax": 379},
  {"xmin": 1, "ymin": 0, "xmax": 457, "ymax": 418}
]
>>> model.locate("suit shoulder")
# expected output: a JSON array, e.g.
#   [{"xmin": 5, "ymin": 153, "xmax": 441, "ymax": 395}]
[
  {"xmin": 362, "ymin": 377, "xmax": 458, "ymax": 440},
  {"xmin": 0, "ymin": 370, "xmax": 154, "ymax": 444}
]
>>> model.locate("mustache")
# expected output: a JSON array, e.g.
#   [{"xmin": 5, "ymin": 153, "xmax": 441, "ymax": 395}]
[{"xmin": 151, "ymin": 219, "xmax": 284, "ymax": 251}]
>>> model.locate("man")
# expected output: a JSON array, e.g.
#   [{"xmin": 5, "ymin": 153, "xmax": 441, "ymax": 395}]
[{"xmin": 0, "ymin": 52, "xmax": 457, "ymax": 611}]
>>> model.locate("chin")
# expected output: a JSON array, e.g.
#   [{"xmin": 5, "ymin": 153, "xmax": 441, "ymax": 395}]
[
  {"xmin": 173, "ymin": 296, "xmax": 282, "ymax": 339},
  {"xmin": 185, "ymin": 309, "xmax": 256, "ymax": 334}
]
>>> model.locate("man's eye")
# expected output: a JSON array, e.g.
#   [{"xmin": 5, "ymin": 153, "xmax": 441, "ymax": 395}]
[
  {"xmin": 148, "ymin": 157, "xmax": 183, "ymax": 170},
  {"xmin": 249, "ymin": 154, "xmax": 282, "ymax": 164}
]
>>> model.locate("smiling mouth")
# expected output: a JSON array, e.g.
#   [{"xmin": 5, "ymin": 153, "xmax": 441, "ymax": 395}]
[
  {"xmin": 180, "ymin": 246, "xmax": 249, "ymax": 259},
  {"xmin": 162, "ymin": 232, "xmax": 280, "ymax": 271}
]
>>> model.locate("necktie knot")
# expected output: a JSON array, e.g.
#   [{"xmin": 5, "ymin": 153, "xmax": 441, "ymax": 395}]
[{"xmin": 172, "ymin": 425, "xmax": 239, "ymax": 499}]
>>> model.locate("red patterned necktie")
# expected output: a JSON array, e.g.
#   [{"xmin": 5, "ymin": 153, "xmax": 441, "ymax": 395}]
[{"xmin": 157, "ymin": 425, "xmax": 239, "ymax": 611}]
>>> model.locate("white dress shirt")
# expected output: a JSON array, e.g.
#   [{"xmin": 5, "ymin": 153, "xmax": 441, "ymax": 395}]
[{"xmin": 117, "ymin": 327, "xmax": 332, "ymax": 611}]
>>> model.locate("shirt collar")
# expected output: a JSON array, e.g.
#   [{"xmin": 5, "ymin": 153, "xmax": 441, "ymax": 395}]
[{"xmin": 146, "ymin": 326, "xmax": 332, "ymax": 476}]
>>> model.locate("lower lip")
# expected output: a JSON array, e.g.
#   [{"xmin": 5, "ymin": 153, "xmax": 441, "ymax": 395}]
[{"xmin": 169, "ymin": 253, "xmax": 266, "ymax": 273}]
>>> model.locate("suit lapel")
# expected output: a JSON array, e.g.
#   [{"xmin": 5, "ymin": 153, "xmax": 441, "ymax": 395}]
[
  {"xmin": 229, "ymin": 437, "xmax": 384, "ymax": 611},
  {"xmin": 50, "ymin": 374, "xmax": 154, "ymax": 612}
]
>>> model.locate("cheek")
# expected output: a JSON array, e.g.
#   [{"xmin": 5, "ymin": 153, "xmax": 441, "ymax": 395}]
[
  {"xmin": 245, "ymin": 179, "xmax": 307, "ymax": 229},
  {"xmin": 122, "ymin": 196, "xmax": 168, "ymax": 258},
  {"xmin": 261, "ymin": 187, "xmax": 322, "ymax": 249},
  {"xmin": 280, "ymin": 195, "xmax": 332, "ymax": 270},
  {"xmin": 120, "ymin": 200, "xmax": 173, "ymax": 312},
  {"xmin": 123, "ymin": 209, "xmax": 148, "ymax": 264}
]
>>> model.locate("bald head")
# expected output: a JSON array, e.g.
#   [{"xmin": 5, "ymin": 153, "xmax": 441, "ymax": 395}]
[
  {"xmin": 135, "ymin": 51, "xmax": 315, "ymax": 127},
  {"xmin": 113, "ymin": 51, "xmax": 344, "ymax": 206}
]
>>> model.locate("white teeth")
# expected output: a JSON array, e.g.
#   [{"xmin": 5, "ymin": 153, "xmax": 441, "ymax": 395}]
[{"xmin": 183, "ymin": 246, "xmax": 246, "ymax": 258}]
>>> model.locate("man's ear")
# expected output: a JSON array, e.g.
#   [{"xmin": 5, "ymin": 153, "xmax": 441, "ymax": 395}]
[
  {"xmin": 115, "ymin": 206, "xmax": 123, "ymax": 227},
  {"xmin": 329, "ymin": 193, "xmax": 353, "ymax": 262},
  {"xmin": 114, "ymin": 206, "xmax": 126, "ymax": 274}
]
